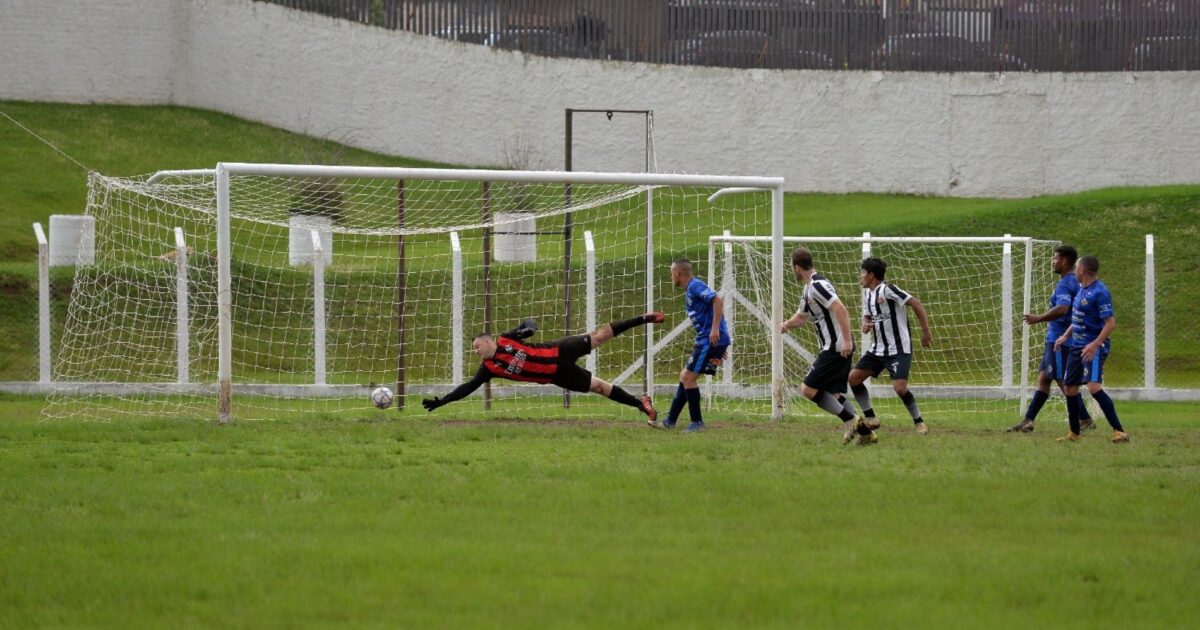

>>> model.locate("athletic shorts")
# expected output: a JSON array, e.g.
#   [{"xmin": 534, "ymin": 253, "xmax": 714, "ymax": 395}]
[
  {"xmin": 1063, "ymin": 346, "xmax": 1107, "ymax": 386},
  {"xmin": 853, "ymin": 352, "xmax": 912, "ymax": 381},
  {"xmin": 804, "ymin": 349, "xmax": 852, "ymax": 394},
  {"xmin": 550, "ymin": 334, "xmax": 594, "ymax": 393},
  {"xmin": 684, "ymin": 343, "xmax": 729, "ymax": 376},
  {"xmin": 1039, "ymin": 341, "xmax": 1072, "ymax": 381}
]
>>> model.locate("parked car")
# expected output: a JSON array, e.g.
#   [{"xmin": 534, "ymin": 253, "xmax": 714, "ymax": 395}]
[
  {"xmin": 1132, "ymin": 35, "xmax": 1200, "ymax": 71},
  {"xmin": 873, "ymin": 33, "xmax": 1027, "ymax": 72},
  {"xmin": 486, "ymin": 28, "xmax": 577, "ymax": 57},
  {"xmin": 432, "ymin": 28, "xmax": 495, "ymax": 46},
  {"xmin": 672, "ymin": 30, "xmax": 832, "ymax": 70}
]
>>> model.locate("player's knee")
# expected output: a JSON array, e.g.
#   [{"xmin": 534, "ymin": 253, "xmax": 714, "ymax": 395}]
[
  {"xmin": 590, "ymin": 378, "xmax": 608, "ymax": 395},
  {"xmin": 1086, "ymin": 382, "xmax": 1104, "ymax": 395},
  {"xmin": 893, "ymin": 381, "xmax": 908, "ymax": 395},
  {"xmin": 800, "ymin": 384, "xmax": 818, "ymax": 400},
  {"xmin": 848, "ymin": 371, "xmax": 865, "ymax": 387}
]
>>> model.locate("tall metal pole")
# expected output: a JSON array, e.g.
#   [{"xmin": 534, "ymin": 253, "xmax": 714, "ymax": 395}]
[
  {"xmin": 563, "ymin": 109, "xmax": 574, "ymax": 408},
  {"xmin": 482, "ymin": 181, "xmax": 493, "ymax": 410},
  {"xmin": 396, "ymin": 181, "xmax": 407, "ymax": 410}
]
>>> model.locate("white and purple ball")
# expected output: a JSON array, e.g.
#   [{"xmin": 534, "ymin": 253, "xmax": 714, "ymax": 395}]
[{"xmin": 370, "ymin": 386, "xmax": 394, "ymax": 409}]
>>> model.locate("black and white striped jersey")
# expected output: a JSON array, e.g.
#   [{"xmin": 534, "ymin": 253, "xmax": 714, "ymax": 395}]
[
  {"xmin": 798, "ymin": 273, "xmax": 845, "ymax": 353},
  {"xmin": 862, "ymin": 283, "xmax": 912, "ymax": 356}
]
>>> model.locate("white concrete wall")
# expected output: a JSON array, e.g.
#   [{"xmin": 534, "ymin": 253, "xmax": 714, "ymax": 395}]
[{"xmin": 3, "ymin": 0, "xmax": 1199, "ymax": 197}]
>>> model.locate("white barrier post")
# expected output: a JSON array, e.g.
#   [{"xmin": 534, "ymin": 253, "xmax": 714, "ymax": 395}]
[
  {"xmin": 1001, "ymin": 234, "xmax": 1014, "ymax": 391},
  {"xmin": 175, "ymin": 227, "xmax": 189, "ymax": 384},
  {"xmin": 770, "ymin": 187, "xmax": 785, "ymax": 420},
  {"xmin": 34, "ymin": 223, "xmax": 50, "ymax": 384},
  {"xmin": 722, "ymin": 229, "xmax": 735, "ymax": 389},
  {"xmin": 1020, "ymin": 238, "xmax": 1033, "ymax": 408},
  {"xmin": 450, "ymin": 232, "xmax": 463, "ymax": 384},
  {"xmin": 1145, "ymin": 234, "xmax": 1156, "ymax": 389},
  {"xmin": 584, "ymin": 231, "xmax": 597, "ymax": 373},
  {"xmin": 312, "ymin": 230, "xmax": 326, "ymax": 386},
  {"xmin": 861, "ymin": 232, "xmax": 872, "ymax": 350}
]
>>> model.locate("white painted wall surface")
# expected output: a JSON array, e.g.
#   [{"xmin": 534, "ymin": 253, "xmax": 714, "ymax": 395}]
[{"xmin": 2, "ymin": 0, "xmax": 1198, "ymax": 197}]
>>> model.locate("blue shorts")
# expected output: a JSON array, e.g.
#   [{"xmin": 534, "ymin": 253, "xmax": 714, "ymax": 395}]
[
  {"xmin": 1039, "ymin": 341, "xmax": 1071, "ymax": 381},
  {"xmin": 1063, "ymin": 346, "xmax": 1107, "ymax": 386},
  {"xmin": 685, "ymin": 343, "xmax": 729, "ymax": 376}
]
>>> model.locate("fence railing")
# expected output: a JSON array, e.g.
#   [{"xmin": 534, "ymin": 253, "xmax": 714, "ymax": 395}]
[{"xmin": 253, "ymin": 0, "xmax": 1200, "ymax": 72}]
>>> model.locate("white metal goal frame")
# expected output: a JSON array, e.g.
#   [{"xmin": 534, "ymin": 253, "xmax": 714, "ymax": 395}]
[
  {"xmin": 706, "ymin": 233, "xmax": 1042, "ymax": 409},
  {"xmin": 213, "ymin": 163, "xmax": 788, "ymax": 424}
]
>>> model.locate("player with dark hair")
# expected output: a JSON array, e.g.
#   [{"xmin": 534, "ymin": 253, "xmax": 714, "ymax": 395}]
[
  {"xmin": 1010, "ymin": 244, "xmax": 1096, "ymax": 433},
  {"xmin": 422, "ymin": 313, "xmax": 663, "ymax": 419},
  {"xmin": 780, "ymin": 247, "xmax": 869, "ymax": 444},
  {"xmin": 847, "ymin": 257, "xmax": 933, "ymax": 435},
  {"xmin": 1053, "ymin": 255, "xmax": 1129, "ymax": 443},
  {"xmin": 649, "ymin": 258, "xmax": 730, "ymax": 432}
]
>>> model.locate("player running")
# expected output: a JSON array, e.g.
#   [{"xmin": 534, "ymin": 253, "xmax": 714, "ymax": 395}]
[
  {"xmin": 1054, "ymin": 255, "xmax": 1129, "ymax": 444},
  {"xmin": 779, "ymin": 247, "xmax": 871, "ymax": 445},
  {"xmin": 1010, "ymin": 245, "xmax": 1096, "ymax": 433},
  {"xmin": 847, "ymin": 257, "xmax": 933, "ymax": 435},
  {"xmin": 649, "ymin": 258, "xmax": 730, "ymax": 432},
  {"xmin": 421, "ymin": 313, "xmax": 663, "ymax": 419}
]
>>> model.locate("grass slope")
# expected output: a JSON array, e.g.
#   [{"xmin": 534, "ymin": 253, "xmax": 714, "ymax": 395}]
[{"xmin": 2, "ymin": 396, "xmax": 1199, "ymax": 627}]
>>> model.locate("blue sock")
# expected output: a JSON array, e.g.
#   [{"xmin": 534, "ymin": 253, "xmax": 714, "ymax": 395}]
[
  {"xmin": 1091, "ymin": 389, "xmax": 1124, "ymax": 432},
  {"xmin": 686, "ymin": 387, "xmax": 702, "ymax": 423},
  {"xmin": 1024, "ymin": 389, "xmax": 1049, "ymax": 421},
  {"xmin": 666, "ymin": 383, "xmax": 687, "ymax": 425},
  {"xmin": 1066, "ymin": 394, "xmax": 1083, "ymax": 434}
]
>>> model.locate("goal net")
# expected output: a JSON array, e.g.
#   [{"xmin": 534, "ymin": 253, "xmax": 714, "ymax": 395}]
[
  {"xmin": 44, "ymin": 165, "xmax": 785, "ymax": 422},
  {"xmin": 707, "ymin": 234, "xmax": 1062, "ymax": 420}
]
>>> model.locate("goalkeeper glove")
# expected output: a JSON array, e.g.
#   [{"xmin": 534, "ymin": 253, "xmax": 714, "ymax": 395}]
[
  {"xmin": 511, "ymin": 318, "xmax": 538, "ymax": 339},
  {"xmin": 422, "ymin": 397, "xmax": 444, "ymax": 412}
]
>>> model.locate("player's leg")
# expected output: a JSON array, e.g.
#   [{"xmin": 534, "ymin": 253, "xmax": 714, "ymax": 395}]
[
  {"xmin": 1013, "ymin": 343, "xmax": 1056, "ymax": 432},
  {"xmin": 849, "ymin": 353, "xmax": 883, "ymax": 429},
  {"xmin": 654, "ymin": 366, "xmax": 699, "ymax": 430},
  {"xmin": 882, "ymin": 354, "xmax": 922, "ymax": 434},
  {"xmin": 583, "ymin": 376, "xmax": 652, "ymax": 420},
  {"xmin": 589, "ymin": 312, "xmax": 664, "ymax": 349},
  {"xmin": 1058, "ymin": 349, "xmax": 1085, "ymax": 441},
  {"xmin": 801, "ymin": 351, "xmax": 861, "ymax": 444},
  {"xmin": 1052, "ymin": 343, "xmax": 1095, "ymax": 431},
  {"xmin": 1084, "ymin": 352, "xmax": 1127, "ymax": 442}
]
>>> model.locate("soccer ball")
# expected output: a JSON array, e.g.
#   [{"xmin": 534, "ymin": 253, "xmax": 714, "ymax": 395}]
[{"xmin": 370, "ymin": 386, "xmax": 394, "ymax": 409}]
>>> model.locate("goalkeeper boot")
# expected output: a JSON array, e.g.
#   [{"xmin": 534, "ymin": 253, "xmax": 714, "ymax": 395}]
[
  {"xmin": 1079, "ymin": 417, "xmax": 1097, "ymax": 432},
  {"xmin": 640, "ymin": 395, "xmax": 660, "ymax": 428},
  {"xmin": 645, "ymin": 311, "xmax": 665, "ymax": 324},
  {"xmin": 1111, "ymin": 430, "xmax": 1130, "ymax": 444},
  {"xmin": 915, "ymin": 421, "xmax": 928, "ymax": 435},
  {"xmin": 685, "ymin": 421, "xmax": 705, "ymax": 433},
  {"xmin": 842, "ymin": 417, "xmax": 863, "ymax": 445},
  {"xmin": 1056, "ymin": 432, "xmax": 1082, "ymax": 443},
  {"xmin": 857, "ymin": 430, "xmax": 879, "ymax": 445},
  {"xmin": 1007, "ymin": 419, "xmax": 1035, "ymax": 433}
]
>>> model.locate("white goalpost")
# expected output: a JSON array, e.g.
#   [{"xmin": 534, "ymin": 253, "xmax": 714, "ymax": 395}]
[{"xmin": 45, "ymin": 164, "xmax": 786, "ymax": 422}]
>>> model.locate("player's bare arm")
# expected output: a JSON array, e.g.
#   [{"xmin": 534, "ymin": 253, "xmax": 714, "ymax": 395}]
[
  {"xmin": 831, "ymin": 299, "xmax": 853, "ymax": 357},
  {"xmin": 907, "ymin": 296, "xmax": 934, "ymax": 348},
  {"xmin": 1022, "ymin": 304, "xmax": 1070, "ymax": 326},
  {"xmin": 1082, "ymin": 316, "xmax": 1116, "ymax": 361},
  {"xmin": 780, "ymin": 312, "xmax": 810, "ymax": 333}
]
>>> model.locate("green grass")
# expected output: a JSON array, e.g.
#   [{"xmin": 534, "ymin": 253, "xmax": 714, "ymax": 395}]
[{"xmin": 2, "ymin": 394, "xmax": 1199, "ymax": 627}]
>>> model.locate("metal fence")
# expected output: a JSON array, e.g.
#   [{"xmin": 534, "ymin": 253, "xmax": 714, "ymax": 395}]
[{"xmin": 255, "ymin": 0, "xmax": 1200, "ymax": 72}]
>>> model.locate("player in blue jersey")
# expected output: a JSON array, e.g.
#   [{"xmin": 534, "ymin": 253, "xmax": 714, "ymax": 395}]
[
  {"xmin": 1053, "ymin": 255, "xmax": 1129, "ymax": 443},
  {"xmin": 649, "ymin": 258, "xmax": 731, "ymax": 432},
  {"xmin": 1009, "ymin": 245, "xmax": 1096, "ymax": 433}
]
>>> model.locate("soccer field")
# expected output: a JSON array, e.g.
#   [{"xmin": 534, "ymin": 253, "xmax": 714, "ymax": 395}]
[{"xmin": 2, "ymin": 395, "xmax": 1198, "ymax": 627}]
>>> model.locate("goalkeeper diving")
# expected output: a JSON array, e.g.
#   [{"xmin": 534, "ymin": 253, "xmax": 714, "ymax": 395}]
[{"xmin": 422, "ymin": 312, "xmax": 664, "ymax": 420}]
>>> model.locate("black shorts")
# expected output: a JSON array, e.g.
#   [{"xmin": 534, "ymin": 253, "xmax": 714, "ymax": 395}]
[
  {"xmin": 853, "ymin": 352, "xmax": 912, "ymax": 381},
  {"xmin": 804, "ymin": 349, "xmax": 852, "ymax": 394},
  {"xmin": 550, "ymin": 334, "xmax": 594, "ymax": 393},
  {"xmin": 1063, "ymin": 346, "xmax": 1108, "ymax": 386}
]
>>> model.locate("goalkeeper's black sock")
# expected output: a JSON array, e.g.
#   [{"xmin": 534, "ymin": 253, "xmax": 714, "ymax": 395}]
[
  {"xmin": 1091, "ymin": 389, "xmax": 1124, "ymax": 432},
  {"xmin": 607, "ymin": 385, "xmax": 642, "ymax": 409},
  {"xmin": 666, "ymin": 383, "xmax": 687, "ymax": 424},
  {"xmin": 1065, "ymin": 394, "xmax": 1083, "ymax": 434},
  {"xmin": 851, "ymin": 383, "xmax": 876, "ymax": 419},
  {"xmin": 686, "ymin": 387, "xmax": 703, "ymax": 423},
  {"xmin": 1023, "ymin": 389, "xmax": 1049, "ymax": 422},
  {"xmin": 609, "ymin": 315, "xmax": 649, "ymax": 337}
]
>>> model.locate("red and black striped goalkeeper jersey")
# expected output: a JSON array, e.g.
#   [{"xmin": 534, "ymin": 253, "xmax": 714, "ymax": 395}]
[{"xmin": 481, "ymin": 336, "xmax": 560, "ymax": 383}]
